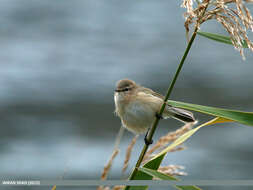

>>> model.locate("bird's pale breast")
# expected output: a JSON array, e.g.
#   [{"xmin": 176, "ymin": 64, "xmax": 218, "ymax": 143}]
[{"xmin": 117, "ymin": 92, "xmax": 162, "ymax": 134}]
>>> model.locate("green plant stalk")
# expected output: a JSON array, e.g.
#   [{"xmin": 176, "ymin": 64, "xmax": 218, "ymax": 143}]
[
  {"xmin": 124, "ymin": 28, "xmax": 199, "ymax": 190},
  {"xmin": 124, "ymin": 4, "xmax": 209, "ymax": 189}
]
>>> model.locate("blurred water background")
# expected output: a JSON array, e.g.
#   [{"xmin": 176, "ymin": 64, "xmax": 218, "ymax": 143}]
[{"xmin": 0, "ymin": 0, "xmax": 253, "ymax": 190}]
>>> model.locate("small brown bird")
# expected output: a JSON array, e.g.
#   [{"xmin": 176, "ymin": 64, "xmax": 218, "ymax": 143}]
[{"xmin": 114, "ymin": 79, "xmax": 195, "ymax": 137}]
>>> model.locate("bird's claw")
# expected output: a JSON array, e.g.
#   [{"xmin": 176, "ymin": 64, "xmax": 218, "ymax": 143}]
[
  {"xmin": 144, "ymin": 136, "xmax": 153, "ymax": 145},
  {"xmin": 144, "ymin": 128, "xmax": 153, "ymax": 145},
  {"xmin": 156, "ymin": 113, "xmax": 163, "ymax": 119}
]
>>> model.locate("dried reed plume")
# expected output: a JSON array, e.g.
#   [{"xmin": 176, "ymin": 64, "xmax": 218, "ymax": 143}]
[
  {"xmin": 122, "ymin": 135, "xmax": 138, "ymax": 173},
  {"xmin": 182, "ymin": 0, "xmax": 253, "ymax": 59},
  {"xmin": 158, "ymin": 165, "xmax": 187, "ymax": 176},
  {"xmin": 143, "ymin": 122, "xmax": 194, "ymax": 163},
  {"xmin": 97, "ymin": 149, "xmax": 119, "ymax": 190},
  {"xmin": 98, "ymin": 123, "xmax": 195, "ymax": 190},
  {"xmin": 100, "ymin": 185, "xmax": 124, "ymax": 190},
  {"xmin": 112, "ymin": 186, "xmax": 124, "ymax": 190}
]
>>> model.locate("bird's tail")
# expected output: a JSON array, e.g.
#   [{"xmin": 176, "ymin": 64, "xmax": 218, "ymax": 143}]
[{"xmin": 163, "ymin": 105, "xmax": 196, "ymax": 123}]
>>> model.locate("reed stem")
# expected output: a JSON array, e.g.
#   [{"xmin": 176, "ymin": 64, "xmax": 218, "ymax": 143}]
[
  {"xmin": 124, "ymin": 29, "xmax": 198, "ymax": 190},
  {"xmin": 124, "ymin": 3, "xmax": 209, "ymax": 189}
]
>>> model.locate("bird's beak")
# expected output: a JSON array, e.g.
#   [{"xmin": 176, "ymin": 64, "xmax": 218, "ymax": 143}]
[{"xmin": 115, "ymin": 89, "xmax": 120, "ymax": 92}]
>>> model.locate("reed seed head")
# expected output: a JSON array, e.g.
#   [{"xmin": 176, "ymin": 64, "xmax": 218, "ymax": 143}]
[
  {"xmin": 181, "ymin": 0, "xmax": 253, "ymax": 59},
  {"xmin": 158, "ymin": 165, "xmax": 187, "ymax": 176},
  {"xmin": 143, "ymin": 122, "xmax": 194, "ymax": 163},
  {"xmin": 122, "ymin": 135, "xmax": 138, "ymax": 173}
]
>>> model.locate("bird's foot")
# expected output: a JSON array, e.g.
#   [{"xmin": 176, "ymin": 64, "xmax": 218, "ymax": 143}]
[
  {"xmin": 156, "ymin": 113, "xmax": 164, "ymax": 119},
  {"xmin": 144, "ymin": 137, "xmax": 153, "ymax": 145},
  {"xmin": 144, "ymin": 128, "xmax": 153, "ymax": 145}
]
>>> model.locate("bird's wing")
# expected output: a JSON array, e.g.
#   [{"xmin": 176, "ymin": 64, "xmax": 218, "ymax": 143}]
[
  {"xmin": 164, "ymin": 106, "xmax": 195, "ymax": 122},
  {"xmin": 138, "ymin": 86, "xmax": 195, "ymax": 123},
  {"xmin": 138, "ymin": 87, "xmax": 165, "ymax": 99}
]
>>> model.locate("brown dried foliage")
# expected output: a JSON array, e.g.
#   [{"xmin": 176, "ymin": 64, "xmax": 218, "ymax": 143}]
[
  {"xmin": 98, "ymin": 122, "xmax": 195, "ymax": 190},
  {"xmin": 182, "ymin": 0, "xmax": 253, "ymax": 59},
  {"xmin": 97, "ymin": 149, "xmax": 119, "ymax": 190},
  {"xmin": 122, "ymin": 135, "xmax": 138, "ymax": 173},
  {"xmin": 158, "ymin": 165, "xmax": 187, "ymax": 176},
  {"xmin": 143, "ymin": 122, "xmax": 194, "ymax": 163}
]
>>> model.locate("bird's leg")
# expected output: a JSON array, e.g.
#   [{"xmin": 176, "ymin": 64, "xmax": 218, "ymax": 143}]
[
  {"xmin": 144, "ymin": 128, "xmax": 153, "ymax": 145},
  {"xmin": 155, "ymin": 112, "xmax": 164, "ymax": 119},
  {"xmin": 144, "ymin": 113, "xmax": 163, "ymax": 145}
]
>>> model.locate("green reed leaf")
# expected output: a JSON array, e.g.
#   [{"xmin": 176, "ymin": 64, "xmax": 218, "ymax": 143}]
[
  {"xmin": 139, "ymin": 168, "xmax": 201, "ymax": 190},
  {"xmin": 151, "ymin": 117, "xmax": 229, "ymax": 161},
  {"xmin": 125, "ymin": 154, "xmax": 166, "ymax": 190},
  {"xmin": 197, "ymin": 31, "xmax": 248, "ymax": 48},
  {"xmin": 167, "ymin": 100, "xmax": 253, "ymax": 126}
]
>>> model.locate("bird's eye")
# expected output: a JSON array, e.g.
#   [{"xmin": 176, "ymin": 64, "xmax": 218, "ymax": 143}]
[{"xmin": 115, "ymin": 87, "xmax": 131, "ymax": 92}]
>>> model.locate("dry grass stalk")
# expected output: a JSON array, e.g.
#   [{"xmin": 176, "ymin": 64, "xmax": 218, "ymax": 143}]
[
  {"xmin": 97, "ymin": 186, "xmax": 104, "ymax": 190},
  {"xmin": 101, "ymin": 149, "xmax": 119, "ymax": 180},
  {"xmin": 101, "ymin": 185, "xmax": 124, "ymax": 190},
  {"xmin": 97, "ymin": 149, "xmax": 119, "ymax": 190},
  {"xmin": 182, "ymin": 0, "xmax": 196, "ymax": 17},
  {"xmin": 98, "ymin": 184, "xmax": 124, "ymax": 190},
  {"xmin": 99, "ymin": 124, "xmax": 193, "ymax": 190},
  {"xmin": 122, "ymin": 135, "xmax": 138, "ymax": 173},
  {"xmin": 143, "ymin": 122, "xmax": 194, "ymax": 162},
  {"xmin": 181, "ymin": 0, "xmax": 253, "ymax": 59},
  {"xmin": 158, "ymin": 165, "xmax": 187, "ymax": 176},
  {"xmin": 112, "ymin": 186, "xmax": 124, "ymax": 190},
  {"xmin": 168, "ymin": 146, "xmax": 186, "ymax": 153}
]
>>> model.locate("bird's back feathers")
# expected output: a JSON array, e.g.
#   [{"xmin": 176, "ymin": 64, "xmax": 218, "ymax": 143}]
[{"xmin": 138, "ymin": 86, "xmax": 195, "ymax": 123}]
